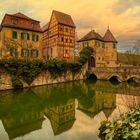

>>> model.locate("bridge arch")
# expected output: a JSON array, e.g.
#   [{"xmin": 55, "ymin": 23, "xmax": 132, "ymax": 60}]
[
  {"xmin": 87, "ymin": 73, "xmax": 98, "ymax": 81},
  {"xmin": 107, "ymin": 74, "xmax": 122, "ymax": 82},
  {"xmin": 127, "ymin": 75, "xmax": 140, "ymax": 83}
]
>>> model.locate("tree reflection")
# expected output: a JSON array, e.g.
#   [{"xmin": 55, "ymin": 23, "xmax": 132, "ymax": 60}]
[{"xmin": 0, "ymin": 80, "xmax": 140, "ymax": 139}]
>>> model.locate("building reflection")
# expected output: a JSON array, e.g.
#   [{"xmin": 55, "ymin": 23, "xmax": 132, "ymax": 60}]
[
  {"xmin": 0, "ymin": 90, "xmax": 45, "ymax": 140},
  {"xmin": 0, "ymin": 80, "xmax": 140, "ymax": 139},
  {"xmin": 78, "ymin": 91, "xmax": 116, "ymax": 119},
  {"xmin": 45, "ymin": 99, "xmax": 75, "ymax": 135},
  {"xmin": 33, "ymin": 84, "xmax": 76, "ymax": 135},
  {"xmin": 77, "ymin": 80, "xmax": 140, "ymax": 119}
]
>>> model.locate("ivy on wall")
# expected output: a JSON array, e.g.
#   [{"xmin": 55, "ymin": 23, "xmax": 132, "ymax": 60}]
[{"xmin": 0, "ymin": 47, "xmax": 92, "ymax": 89}]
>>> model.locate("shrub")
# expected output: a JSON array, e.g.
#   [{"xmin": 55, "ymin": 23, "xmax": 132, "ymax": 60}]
[
  {"xmin": 11, "ymin": 76, "xmax": 23, "ymax": 89},
  {"xmin": 0, "ymin": 47, "xmax": 92, "ymax": 87},
  {"xmin": 99, "ymin": 107, "xmax": 140, "ymax": 140}
]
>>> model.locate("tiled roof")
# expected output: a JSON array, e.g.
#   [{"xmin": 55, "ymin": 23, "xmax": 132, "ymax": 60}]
[
  {"xmin": 104, "ymin": 29, "xmax": 117, "ymax": 43},
  {"xmin": 53, "ymin": 10, "xmax": 75, "ymax": 28},
  {"xmin": 78, "ymin": 30, "xmax": 104, "ymax": 42},
  {"xmin": 1, "ymin": 12, "xmax": 42, "ymax": 32},
  {"xmin": 42, "ymin": 22, "xmax": 49, "ymax": 32},
  {"xmin": 12, "ymin": 12, "xmax": 35, "ymax": 21}
]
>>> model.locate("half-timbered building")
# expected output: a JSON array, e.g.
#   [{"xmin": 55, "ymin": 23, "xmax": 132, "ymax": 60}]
[{"xmin": 42, "ymin": 10, "xmax": 76, "ymax": 61}]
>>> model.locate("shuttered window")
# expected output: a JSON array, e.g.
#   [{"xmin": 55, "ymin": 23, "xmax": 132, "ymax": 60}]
[
  {"xmin": 32, "ymin": 34, "xmax": 39, "ymax": 41},
  {"xmin": 12, "ymin": 31, "xmax": 17, "ymax": 39},
  {"xmin": 27, "ymin": 33, "xmax": 30, "ymax": 40},
  {"xmin": 21, "ymin": 49, "xmax": 29, "ymax": 57},
  {"xmin": 31, "ymin": 49, "xmax": 38, "ymax": 57}
]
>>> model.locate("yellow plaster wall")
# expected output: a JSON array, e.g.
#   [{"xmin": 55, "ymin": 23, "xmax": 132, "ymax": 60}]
[{"xmin": 0, "ymin": 27, "xmax": 42, "ymax": 59}]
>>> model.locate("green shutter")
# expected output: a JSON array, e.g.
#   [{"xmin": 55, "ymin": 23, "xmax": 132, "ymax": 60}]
[{"xmin": 12, "ymin": 31, "xmax": 17, "ymax": 39}]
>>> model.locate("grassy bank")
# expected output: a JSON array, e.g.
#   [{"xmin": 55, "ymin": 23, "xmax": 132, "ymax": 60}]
[{"xmin": 118, "ymin": 53, "xmax": 140, "ymax": 66}]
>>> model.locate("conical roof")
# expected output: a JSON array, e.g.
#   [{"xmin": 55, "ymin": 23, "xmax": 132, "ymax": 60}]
[{"xmin": 104, "ymin": 28, "xmax": 117, "ymax": 43}]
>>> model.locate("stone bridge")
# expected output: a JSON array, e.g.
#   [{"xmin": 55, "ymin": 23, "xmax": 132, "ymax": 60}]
[{"xmin": 91, "ymin": 67, "xmax": 140, "ymax": 82}]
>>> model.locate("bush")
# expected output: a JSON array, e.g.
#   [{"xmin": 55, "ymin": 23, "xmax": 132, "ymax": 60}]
[
  {"xmin": 0, "ymin": 47, "xmax": 92, "ymax": 87},
  {"xmin": 11, "ymin": 76, "xmax": 23, "ymax": 89},
  {"xmin": 99, "ymin": 108, "xmax": 140, "ymax": 140}
]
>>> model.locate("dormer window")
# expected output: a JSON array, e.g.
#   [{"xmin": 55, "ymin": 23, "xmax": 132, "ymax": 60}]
[
  {"xmin": 12, "ymin": 18, "xmax": 18, "ymax": 25},
  {"xmin": 32, "ymin": 22, "xmax": 35, "ymax": 28}
]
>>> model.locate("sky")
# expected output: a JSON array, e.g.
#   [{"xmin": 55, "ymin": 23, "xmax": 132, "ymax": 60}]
[{"xmin": 0, "ymin": 0, "xmax": 140, "ymax": 52}]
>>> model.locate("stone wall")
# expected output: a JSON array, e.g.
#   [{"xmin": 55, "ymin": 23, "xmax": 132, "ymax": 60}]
[
  {"xmin": 0, "ymin": 65, "xmax": 87, "ymax": 91},
  {"xmin": 92, "ymin": 67, "xmax": 140, "ymax": 82}
]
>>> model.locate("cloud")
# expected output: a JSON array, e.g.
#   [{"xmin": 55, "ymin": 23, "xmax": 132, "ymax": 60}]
[
  {"xmin": 0, "ymin": 0, "xmax": 140, "ymax": 52},
  {"xmin": 112, "ymin": 0, "xmax": 140, "ymax": 15}
]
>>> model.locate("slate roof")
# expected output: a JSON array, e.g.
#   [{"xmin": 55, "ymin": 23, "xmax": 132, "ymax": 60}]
[
  {"xmin": 77, "ymin": 30, "xmax": 104, "ymax": 42},
  {"xmin": 104, "ymin": 29, "xmax": 117, "ymax": 43},
  {"xmin": 52, "ymin": 10, "xmax": 75, "ymax": 28}
]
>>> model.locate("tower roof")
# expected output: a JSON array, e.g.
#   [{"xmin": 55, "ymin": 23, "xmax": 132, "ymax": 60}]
[
  {"xmin": 77, "ymin": 30, "xmax": 104, "ymax": 42},
  {"xmin": 104, "ymin": 28, "xmax": 117, "ymax": 43},
  {"xmin": 52, "ymin": 10, "xmax": 75, "ymax": 28}
]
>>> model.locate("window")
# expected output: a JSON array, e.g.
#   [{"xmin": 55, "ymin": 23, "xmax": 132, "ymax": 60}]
[
  {"xmin": 21, "ymin": 49, "xmax": 29, "ymax": 57},
  {"xmin": 21, "ymin": 32, "xmax": 30, "ymax": 40},
  {"xmin": 31, "ymin": 49, "xmax": 38, "ymax": 57},
  {"xmin": 12, "ymin": 31, "xmax": 17, "ymax": 39},
  {"xmin": 113, "ymin": 43, "xmax": 116, "ymax": 49},
  {"xmin": 12, "ymin": 18, "xmax": 18, "ymax": 24},
  {"xmin": 32, "ymin": 34, "xmax": 39, "ymax": 41},
  {"xmin": 61, "ymin": 37, "xmax": 64, "ymax": 42},
  {"xmin": 60, "ymin": 27, "xmax": 63, "ymax": 31},
  {"xmin": 95, "ymin": 41, "xmax": 100, "ymax": 47},
  {"xmin": 32, "ymin": 22, "xmax": 35, "ymax": 28},
  {"xmin": 70, "ymin": 39, "xmax": 72, "ymax": 43},
  {"xmin": 65, "ymin": 28, "xmax": 68, "ymax": 32},
  {"xmin": 102, "ymin": 43, "xmax": 105, "ymax": 48},
  {"xmin": 9, "ymin": 48, "xmax": 17, "ymax": 57},
  {"xmin": 83, "ymin": 42, "xmax": 88, "ymax": 47},
  {"xmin": 65, "ymin": 38, "xmax": 68, "ymax": 43},
  {"xmin": 64, "ymin": 47, "xmax": 70, "ymax": 58},
  {"xmin": 27, "ymin": 33, "xmax": 30, "ymax": 40}
]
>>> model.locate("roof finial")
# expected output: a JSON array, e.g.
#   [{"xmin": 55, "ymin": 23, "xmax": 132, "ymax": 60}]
[{"xmin": 91, "ymin": 26, "xmax": 95, "ymax": 32}]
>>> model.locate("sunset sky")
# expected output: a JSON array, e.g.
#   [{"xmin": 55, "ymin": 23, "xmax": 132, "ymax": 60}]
[{"xmin": 0, "ymin": 0, "xmax": 140, "ymax": 52}]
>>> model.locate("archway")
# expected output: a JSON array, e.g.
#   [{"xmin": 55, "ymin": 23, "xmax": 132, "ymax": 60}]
[
  {"xmin": 127, "ymin": 77, "xmax": 140, "ymax": 85},
  {"xmin": 87, "ymin": 73, "xmax": 97, "ymax": 82},
  {"xmin": 88, "ymin": 56, "xmax": 95, "ymax": 68},
  {"xmin": 109, "ymin": 76, "xmax": 120, "ymax": 85}
]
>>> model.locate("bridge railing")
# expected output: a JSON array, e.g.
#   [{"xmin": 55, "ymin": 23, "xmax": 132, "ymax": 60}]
[{"xmin": 92, "ymin": 66, "xmax": 140, "ymax": 74}]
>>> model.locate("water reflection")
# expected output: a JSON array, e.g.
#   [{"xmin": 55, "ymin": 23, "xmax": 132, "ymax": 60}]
[{"xmin": 0, "ymin": 80, "xmax": 140, "ymax": 140}]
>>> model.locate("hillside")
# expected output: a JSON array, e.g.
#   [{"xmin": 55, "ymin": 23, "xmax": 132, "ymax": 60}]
[{"xmin": 118, "ymin": 53, "xmax": 140, "ymax": 66}]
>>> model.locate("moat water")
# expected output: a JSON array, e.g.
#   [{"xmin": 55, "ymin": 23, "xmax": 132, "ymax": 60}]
[{"xmin": 0, "ymin": 80, "xmax": 140, "ymax": 140}]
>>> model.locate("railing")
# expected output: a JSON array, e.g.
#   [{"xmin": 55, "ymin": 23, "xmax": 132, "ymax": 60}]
[{"xmin": 92, "ymin": 67, "xmax": 140, "ymax": 74}]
